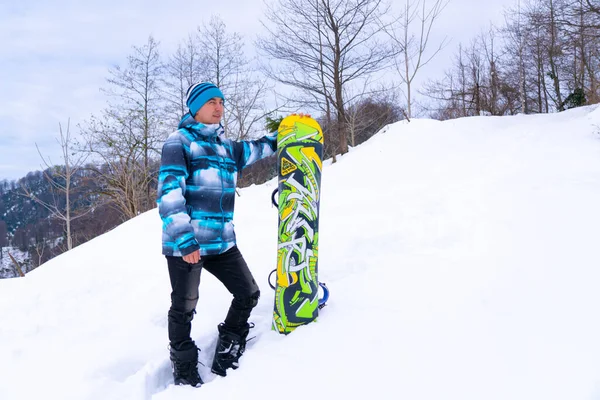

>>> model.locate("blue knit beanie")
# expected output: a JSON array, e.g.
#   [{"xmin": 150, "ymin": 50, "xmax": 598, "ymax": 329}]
[{"xmin": 186, "ymin": 82, "xmax": 224, "ymax": 116}]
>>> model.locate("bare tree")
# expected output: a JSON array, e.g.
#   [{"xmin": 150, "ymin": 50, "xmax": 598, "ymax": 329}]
[
  {"xmin": 424, "ymin": 0, "xmax": 600, "ymax": 118},
  {"xmin": 81, "ymin": 36, "xmax": 165, "ymax": 219},
  {"xmin": 583, "ymin": 0, "xmax": 600, "ymax": 103},
  {"xmin": 344, "ymin": 82, "xmax": 372, "ymax": 147},
  {"xmin": 345, "ymin": 89, "xmax": 402, "ymax": 146},
  {"xmin": 344, "ymin": 81, "xmax": 401, "ymax": 146},
  {"xmin": 198, "ymin": 16, "xmax": 245, "ymax": 90},
  {"xmin": 385, "ymin": 0, "xmax": 448, "ymax": 118},
  {"xmin": 257, "ymin": 0, "xmax": 395, "ymax": 156},
  {"xmin": 559, "ymin": 0, "xmax": 600, "ymax": 104},
  {"xmin": 0, "ymin": 220, "xmax": 7, "ymax": 261},
  {"xmin": 107, "ymin": 35, "xmax": 164, "ymax": 186},
  {"xmin": 226, "ymin": 74, "xmax": 281, "ymax": 140},
  {"xmin": 529, "ymin": 10, "xmax": 552, "ymax": 113},
  {"xmin": 546, "ymin": 0, "xmax": 566, "ymax": 109},
  {"xmin": 8, "ymin": 252, "xmax": 24, "ymax": 277},
  {"xmin": 0, "ymin": 220, "xmax": 6, "ymax": 244},
  {"xmin": 165, "ymin": 15, "xmax": 287, "ymax": 134},
  {"xmin": 422, "ymin": 43, "xmax": 472, "ymax": 119},
  {"xmin": 499, "ymin": 0, "xmax": 531, "ymax": 114},
  {"xmin": 480, "ymin": 26, "xmax": 503, "ymax": 115},
  {"xmin": 163, "ymin": 34, "xmax": 210, "ymax": 126},
  {"xmin": 518, "ymin": 0, "xmax": 528, "ymax": 112},
  {"xmin": 586, "ymin": 0, "xmax": 600, "ymax": 14},
  {"xmin": 81, "ymin": 115, "xmax": 157, "ymax": 220},
  {"xmin": 501, "ymin": 0, "xmax": 560, "ymax": 113},
  {"xmin": 31, "ymin": 240, "xmax": 47, "ymax": 269},
  {"xmin": 21, "ymin": 121, "xmax": 89, "ymax": 251},
  {"xmin": 197, "ymin": 16, "xmax": 245, "ymax": 133},
  {"xmin": 422, "ymin": 32, "xmax": 524, "ymax": 120}
]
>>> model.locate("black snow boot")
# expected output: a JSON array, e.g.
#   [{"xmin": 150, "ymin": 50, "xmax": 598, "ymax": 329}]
[
  {"xmin": 170, "ymin": 345, "xmax": 203, "ymax": 387},
  {"xmin": 211, "ymin": 322, "xmax": 254, "ymax": 377}
]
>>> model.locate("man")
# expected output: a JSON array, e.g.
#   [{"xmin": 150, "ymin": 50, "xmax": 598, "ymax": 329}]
[{"xmin": 157, "ymin": 82, "xmax": 277, "ymax": 386}]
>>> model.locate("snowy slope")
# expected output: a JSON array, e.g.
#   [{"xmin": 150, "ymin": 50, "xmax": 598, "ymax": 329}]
[{"xmin": 2, "ymin": 107, "xmax": 600, "ymax": 400}]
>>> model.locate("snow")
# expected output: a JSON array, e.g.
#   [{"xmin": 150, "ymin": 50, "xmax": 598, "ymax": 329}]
[{"xmin": 2, "ymin": 106, "xmax": 600, "ymax": 400}]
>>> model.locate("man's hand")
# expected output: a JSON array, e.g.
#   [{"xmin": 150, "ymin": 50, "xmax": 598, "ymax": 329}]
[{"xmin": 183, "ymin": 250, "xmax": 201, "ymax": 264}]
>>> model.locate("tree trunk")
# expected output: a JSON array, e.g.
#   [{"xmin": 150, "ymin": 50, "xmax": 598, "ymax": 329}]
[
  {"xmin": 8, "ymin": 252, "xmax": 25, "ymax": 277},
  {"xmin": 548, "ymin": 0, "xmax": 564, "ymax": 110},
  {"xmin": 404, "ymin": 5, "xmax": 412, "ymax": 119},
  {"xmin": 66, "ymin": 165, "xmax": 72, "ymax": 250},
  {"xmin": 579, "ymin": 1, "xmax": 586, "ymax": 91},
  {"xmin": 406, "ymin": 51, "xmax": 412, "ymax": 119},
  {"xmin": 332, "ymin": 10, "xmax": 348, "ymax": 155}
]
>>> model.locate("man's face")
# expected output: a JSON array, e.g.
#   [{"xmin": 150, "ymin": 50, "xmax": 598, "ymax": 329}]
[{"xmin": 194, "ymin": 97, "xmax": 224, "ymax": 124}]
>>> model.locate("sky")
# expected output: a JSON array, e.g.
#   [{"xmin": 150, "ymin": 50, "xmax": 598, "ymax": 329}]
[
  {"xmin": 2, "ymin": 105, "xmax": 600, "ymax": 399},
  {"xmin": 0, "ymin": 0, "xmax": 518, "ymax": 180}
]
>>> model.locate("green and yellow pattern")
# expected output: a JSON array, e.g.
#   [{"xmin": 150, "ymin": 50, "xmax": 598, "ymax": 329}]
[{"xmin": 273, "ymin": 114, "xmax": 324, "ymax": 334}]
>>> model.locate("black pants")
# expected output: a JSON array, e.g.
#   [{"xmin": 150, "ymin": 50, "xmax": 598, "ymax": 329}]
[{"xmin": 166, "ymin": 246, "xmax": 260, "ymax": 351}]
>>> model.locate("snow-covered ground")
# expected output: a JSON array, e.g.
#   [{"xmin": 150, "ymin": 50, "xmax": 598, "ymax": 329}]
[{"xmin": 2, "ymin": 106, "xmax": 600, "ymax": 400}]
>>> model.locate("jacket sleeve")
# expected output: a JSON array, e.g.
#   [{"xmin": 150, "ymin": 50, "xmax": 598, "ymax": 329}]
[
  {"xmin": 233, "ymin": 134, "xmax": 277, "ymax": 170},
  {"xmin": 156, "ymin": 133, "xmax": 199, "ymax": 256}
]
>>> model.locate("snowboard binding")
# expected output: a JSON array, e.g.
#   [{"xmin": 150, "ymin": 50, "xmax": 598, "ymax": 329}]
[{"xmin": 268, "ymin": 267, "xmax": 329, "ymax": 309}]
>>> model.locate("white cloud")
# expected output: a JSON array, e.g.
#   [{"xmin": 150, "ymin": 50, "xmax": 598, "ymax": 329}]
[
  {"xmin": 0, "ymin": 0, "xmax": 267, "ymax": 179},
  {"xmin": 0, "ymin": 0, "xmax": 517, "ymax": 180}
]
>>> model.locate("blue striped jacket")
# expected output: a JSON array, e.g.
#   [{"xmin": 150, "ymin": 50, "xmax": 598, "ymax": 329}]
[{"xmin": 157, "ymin": 115, "xmax": 276, "ymax": 256}]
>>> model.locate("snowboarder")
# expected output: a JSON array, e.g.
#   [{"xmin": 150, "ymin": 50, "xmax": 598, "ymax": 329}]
[{"xmin": 157, "ymin": 82, "xmax": 277, "ymax": 386}]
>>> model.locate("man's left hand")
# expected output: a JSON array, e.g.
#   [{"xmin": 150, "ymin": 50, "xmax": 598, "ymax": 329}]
[{"xmin": 183, "ymin": 250, "xmax": 201, "ymax": 264}]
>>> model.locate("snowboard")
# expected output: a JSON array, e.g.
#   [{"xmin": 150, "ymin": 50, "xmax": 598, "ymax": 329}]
[{"xmin": 272, "ymin": 114, "xmax": 324, "ymax": 334}]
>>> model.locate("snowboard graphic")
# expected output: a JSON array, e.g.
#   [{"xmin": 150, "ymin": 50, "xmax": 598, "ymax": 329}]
[{"xmin": 272, "ymin": 114, "xmax": 324, "ymax": 334}]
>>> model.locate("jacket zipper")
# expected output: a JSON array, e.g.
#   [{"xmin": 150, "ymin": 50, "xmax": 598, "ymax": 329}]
[{"xmin": 212, "ymin": 136, "xmax": 227, "ymax": 252}]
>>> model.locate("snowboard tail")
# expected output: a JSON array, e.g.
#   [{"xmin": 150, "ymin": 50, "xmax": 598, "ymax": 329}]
[{"xmin": 272, "ymin": 114, "xmax": 324, "ymax": 334}]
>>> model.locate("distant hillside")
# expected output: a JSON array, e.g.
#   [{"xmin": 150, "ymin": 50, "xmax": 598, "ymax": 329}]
[
  {"xmin": 0, "ymin": 157, "xmax": 286, "ymax": 277},
  {"xmin": 0, "ymin": 167, "xmax": 123, "ymax": 277}
]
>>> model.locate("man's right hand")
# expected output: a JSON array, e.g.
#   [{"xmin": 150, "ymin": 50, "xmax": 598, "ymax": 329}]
[{"xmin": 183, "ymin": 250, "xmax": 201, "ymax": 264}]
